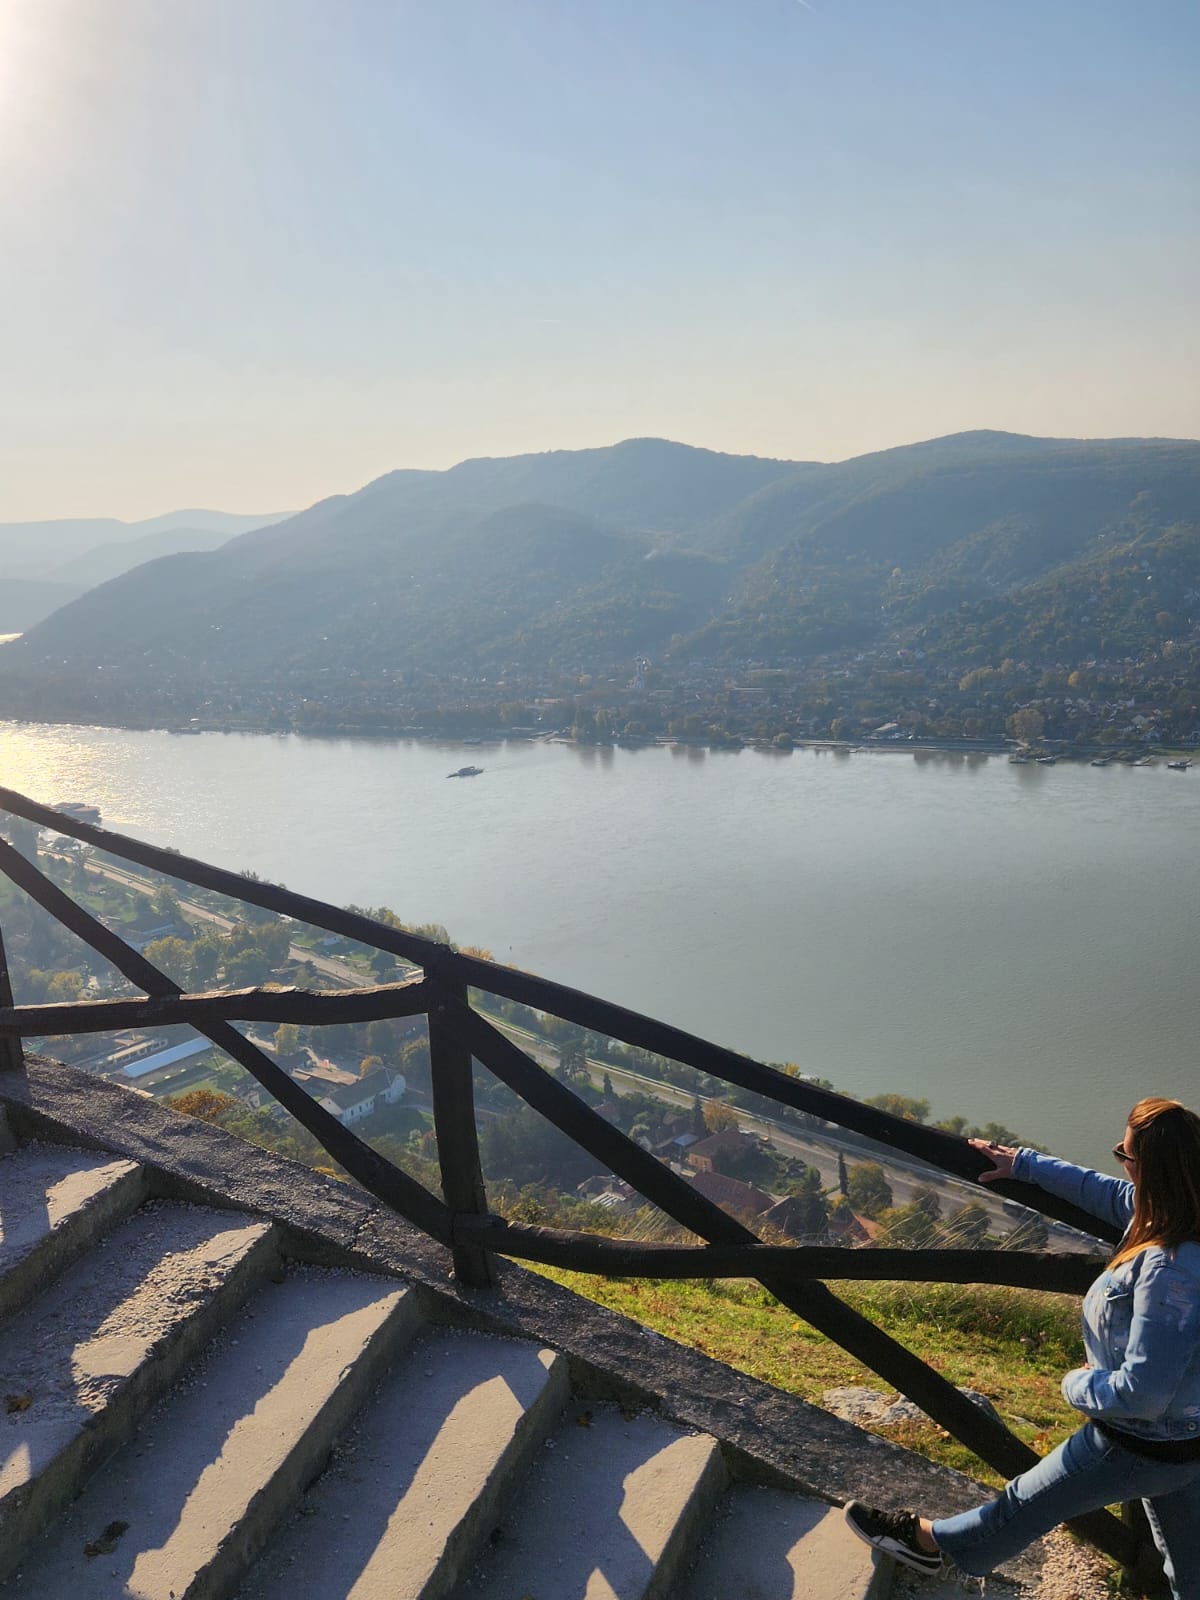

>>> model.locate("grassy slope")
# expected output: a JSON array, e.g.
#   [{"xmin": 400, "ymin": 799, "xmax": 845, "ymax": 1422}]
[{"xmin": 528, "ymin": 1267, "xmax": 1086, "ymax": 1487}]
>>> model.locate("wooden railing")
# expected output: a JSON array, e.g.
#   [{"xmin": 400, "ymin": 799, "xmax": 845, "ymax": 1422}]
[{"xmin": 0, "ymin": 784, "xmax": 1135, "ymax": 1567}]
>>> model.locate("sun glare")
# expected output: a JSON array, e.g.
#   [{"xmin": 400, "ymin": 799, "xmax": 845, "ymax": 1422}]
[{"xmin": 0, "ymin": 1, "xmax": 63, "ymax": 159}]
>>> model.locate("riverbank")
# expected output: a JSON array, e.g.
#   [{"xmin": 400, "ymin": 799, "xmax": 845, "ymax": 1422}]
[{"xmin": 5, "ymin": 703, "xmax": 1195, "ymax": 768}]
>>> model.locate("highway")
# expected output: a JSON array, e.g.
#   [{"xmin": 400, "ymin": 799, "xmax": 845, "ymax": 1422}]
[
  {"xmin": 487, "ymin": 1018, "xmax": 1093, "ymax": 1250},
  {"xmin": 76, "ymin": 855, "xmax": 372, "ymax": 988}
]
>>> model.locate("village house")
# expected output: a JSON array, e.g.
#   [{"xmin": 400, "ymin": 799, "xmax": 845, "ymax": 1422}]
[
  {"xmin": 310, "ymin": 1065, "xmax": 405, "ymax": 1127},
  {"xmin": 687, "ymin": 1169, "xmax": 773, "ymax": 1220},
  {"xmin": 687, "ymin": 1128, "xmax": 761, "ymax": 1174}
]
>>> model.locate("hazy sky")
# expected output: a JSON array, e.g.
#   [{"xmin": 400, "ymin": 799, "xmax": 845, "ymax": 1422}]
[{"xmin": 1, "ymin": 0, "xmax": 1197, "ymax": 520}]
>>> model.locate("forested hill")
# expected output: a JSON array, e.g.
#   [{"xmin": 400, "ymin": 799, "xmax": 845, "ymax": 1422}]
[{"xmin": 2, "ymin": 431, "xmax": 1199, "ymax": 738}]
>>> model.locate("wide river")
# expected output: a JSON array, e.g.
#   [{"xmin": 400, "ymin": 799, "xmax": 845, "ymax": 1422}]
[{"xmin": 1, "ymin": 721, "xmax": 1196, "ymax": 1172}]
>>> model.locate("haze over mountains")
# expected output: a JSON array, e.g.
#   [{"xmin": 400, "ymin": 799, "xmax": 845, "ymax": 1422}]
[
  {"xmin": 2, "ymin": 431, "xmax": 1198, "ymax": 741},
  {"xmin": 0, "ymin": 508, "xmax": 291, "ymax": 631}
]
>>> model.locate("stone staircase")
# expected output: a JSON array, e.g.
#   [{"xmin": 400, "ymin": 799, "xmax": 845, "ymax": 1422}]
[{"xmin": 0, "ymin": 1064, "xmax": 979, "ymax": 1600}]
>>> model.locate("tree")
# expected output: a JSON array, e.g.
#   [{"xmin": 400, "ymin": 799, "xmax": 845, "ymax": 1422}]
[
  {"xmin": 1006, "ymin": 707, "xmax": 1045, "ymax": 746},
  {"xmin": 143, "ymin": 937, "xmax": 193, "ymax": 984},
  {"xmin": 602, "ymin": 1072, "xmax": 615, "ymax": 1102},
  {"xmin": 190, "ymin": 935, "xmax": 223, "ymax": 986},
  {"xmin": 44, "ymin": 970, "xmax": 84, "ymax": 1003},
  {"xmin": 941, "ymin": 1200, "xmax": 992, "ymax": 1248},
  {"xmin": 779, "ymin": 1167, "xmax": 829, "ymax": 1237},
  {"xmin": 875, "ymin": 1201, "xmax": 937, "ymax": 1248},
  {"xmin": 167, "ymin": 1089, "xmax": 236, "ymax": 1123},
  {"xmin": 369, "ymin": 946, "xmax": 395, "ymax": 980},
  {"xmin": 254, "ymin": 921, "xmax": 292, "ymax": 967},
  {"xmin": 702, "ymin": 1100, "xmax": 740, "ymax": 1135},
  {"xmin": 846, "ymin": 1162, "xmax": 893, "ymax": 1220},
  {"xmin": 152, "ymin": 881, "xmax": 181, "ymax": 920},
  {"xmin": 910, "ymin": 1184, "xmax": 942, "ymax": 1221},
  {"xmin": 359, "ymin": 1054, "xmax": 383, "ymax": 1077},
  {"xmin": 557, "ymin": 1039, "xmax": 588, "ymax": 1084},
  {"xmin": 365, "ymin": 1019, "xmax": 398, "ymax": 1059},
  {"xmin": 866, "ymin": 1093, "xmax": 930, "ymax": 1124},
  {"xmin": 972, "ymin": 1121, "xmax": 1024, "ymax": 1147},
  {"xmin": 1, "ymin": 815, "xmax": 40, "ymax": 859},
  {"xmin": 225, "ymin": 946, "xmax": 273, "ymax": 987},
  {"xmin": 837, "ymin": 1151, "xmax": 849, "ymax": 1196},
  {"xmin": 274, "ymin": 1022, "xmax": 301, "ymax": 1057}
]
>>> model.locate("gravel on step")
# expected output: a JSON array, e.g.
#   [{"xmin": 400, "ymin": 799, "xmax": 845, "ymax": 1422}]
[{"xmin": 891, "ymin": 1529, "xmax": 1114, "ymax": 1599}]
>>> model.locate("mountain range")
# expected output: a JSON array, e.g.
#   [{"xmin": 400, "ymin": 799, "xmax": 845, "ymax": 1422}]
[
  {"xmin": 1, "ymin": 432, "xmax": 1198, "ymax": 726},
  {"xmin": 0, "ymin": 509, "xmax": 291, "ymax": 630}
]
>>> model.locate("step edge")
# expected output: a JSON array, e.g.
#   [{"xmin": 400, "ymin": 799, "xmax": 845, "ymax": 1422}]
[
  {"xmin": 0, "ymin": 1217, "xmax": 280, "ymax": 1587},
  {"xmin": 642, "ymin": 1434, "xmax": 731, "ymax": 1600},
  {"xmin": 0, "ymin": 1156, "xmax": 148, "ymax": 1330},
  {"xmin": 185, "ymin": 1279, "xmax": 425, "ymax": 1600},
  {"xmin": 416, "ymin": 1345, "xmax": 572, "ymax": 1600}
]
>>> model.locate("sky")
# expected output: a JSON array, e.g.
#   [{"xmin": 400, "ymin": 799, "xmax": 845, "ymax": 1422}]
[{"xmin": 0, "ymin": 0, "xmax": 1197, "ymax": 521}]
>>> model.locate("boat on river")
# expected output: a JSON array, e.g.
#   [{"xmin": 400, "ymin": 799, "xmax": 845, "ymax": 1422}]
[
  {"xmin": 1166, "ymin": 759, "xmax": 1191, "ymax": 771},
  {"xmin": 54, "ymin": 802, "xmax": 102, "ymax": 824},
  {"xmin": 446, "ymin": 765, "xmax": 484, "ymax": 779}
]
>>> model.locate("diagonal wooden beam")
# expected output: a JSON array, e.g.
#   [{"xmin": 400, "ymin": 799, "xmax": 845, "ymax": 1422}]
[{"xmin": 0, "ymin": 836, "xmax": 452, "ymax": 1243}]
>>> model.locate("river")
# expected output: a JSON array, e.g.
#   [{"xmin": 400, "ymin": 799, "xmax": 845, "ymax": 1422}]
[{"xmin": 1, "ymin": 720, "xmax": 1195, "ymax": 1171}]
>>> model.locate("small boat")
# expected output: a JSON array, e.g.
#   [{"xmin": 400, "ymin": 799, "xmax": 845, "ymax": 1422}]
[
  {"xmin": 1090, "ymin": 758, "xmax": 1110, "ymax": 768},
  {"xmin": 1036, "ymin": 756, "xmax": 1057, "ymax": 765},
  {"xmin": 446, "ymin": 766, "xmax": 484, "ymax": 779},
  {"xmin": 54, "ymin": 802, "xmax": 102, "ymax": 825},
  {"xmin": 1167, "ymin": 760, "xmax": 1191, "ymax": 771}
]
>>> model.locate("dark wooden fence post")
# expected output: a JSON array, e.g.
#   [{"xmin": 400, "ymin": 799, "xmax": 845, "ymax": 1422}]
[
  {"xmin": 428, "ymin": 972, "xmax": 495, "ymax": 1288},
  {"xmin": 0, "ymin": 927, "xmax": 22, "ymax": 1073}
]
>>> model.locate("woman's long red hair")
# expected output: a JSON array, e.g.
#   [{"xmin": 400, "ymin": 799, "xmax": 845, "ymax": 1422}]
[{"xmin": 1110, "ymin": 1097, "xmax": 1200, "ymax": 1268}]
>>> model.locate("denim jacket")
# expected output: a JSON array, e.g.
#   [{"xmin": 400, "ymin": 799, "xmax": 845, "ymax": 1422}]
[{"xmin": 1013, "ymin": 1148, "xmax": 1200, "ymax": 1443}]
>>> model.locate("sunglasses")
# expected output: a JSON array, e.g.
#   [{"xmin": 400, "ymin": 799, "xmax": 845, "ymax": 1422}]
[{"xmin": 1112, "ymin": 1143, "xmax": 1136, "ymax": 1165}]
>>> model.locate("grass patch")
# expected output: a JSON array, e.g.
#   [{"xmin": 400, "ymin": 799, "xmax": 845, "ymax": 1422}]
[{"xmin": 527, "ymin": 1268, "xmax": 1084, "ymax": 1485}]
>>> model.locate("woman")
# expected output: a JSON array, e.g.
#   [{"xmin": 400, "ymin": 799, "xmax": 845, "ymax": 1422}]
[{"xmin": 844, "ymin": 1097, "xmax": 1200, "ymax": 1598}]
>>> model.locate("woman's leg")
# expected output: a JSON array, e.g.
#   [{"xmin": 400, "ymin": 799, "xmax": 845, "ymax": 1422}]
[
  {"xmin": 932, "ymin": 1426, "xmax": 1200, "ymax": 1580},
  {"xmin": 1144, "ymin": 1479, "xmax": 1200, "ymax": 1600}
]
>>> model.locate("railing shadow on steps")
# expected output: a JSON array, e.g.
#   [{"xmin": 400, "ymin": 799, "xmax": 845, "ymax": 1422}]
[{"xmin": 0, "ymin": 782, "xmax": 1141, "ymax": 1575}]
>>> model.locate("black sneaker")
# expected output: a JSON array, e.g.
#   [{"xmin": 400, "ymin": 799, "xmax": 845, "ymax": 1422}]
[{"xmin": 843, "ymin": 1500, "xmax": 944, "ymax": 1576}]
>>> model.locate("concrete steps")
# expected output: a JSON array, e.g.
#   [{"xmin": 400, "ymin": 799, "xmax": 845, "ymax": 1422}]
[
  {"xmin": 239, "ymin": 1327, "xmax": 569, "ymax": 1600},
  {"xmin": 463, "ymin": 1405, "xmax": 728, "ymax": 1600},
  {"xmin": 0, "ymin": 1118, "xmax": 893, "ymax": 1600},
  {"xmin": 4, "ymin": 1267, "xmax": 419, "ymax": 1599},
  {"xmin": 0, "ymin": 1139, "xmax": 146, "ymax": 1323},
  {"xmin": 679, "ymin": 1484, "xmax": 888, "ymax": 1600},
  {"xmin": 0, "ymin": 1200, "xmax": 276, "ymax": 1581}
]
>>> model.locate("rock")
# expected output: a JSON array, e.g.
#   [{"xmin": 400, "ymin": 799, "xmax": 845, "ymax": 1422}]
[{"xmin": 822, "ymin": 1384, "xmax": 1003, "ymax": 1429}]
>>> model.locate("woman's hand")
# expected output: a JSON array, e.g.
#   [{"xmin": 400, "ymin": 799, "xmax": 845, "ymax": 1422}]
[{"xmin": 969, "ymin": 1138, "xmax": 1019, "ymax": 1184}]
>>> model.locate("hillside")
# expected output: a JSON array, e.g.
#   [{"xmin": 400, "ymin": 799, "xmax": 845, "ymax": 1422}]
[{"xmin": 1, "ymin": 432, "xmax": 1198, "ymax": 741}]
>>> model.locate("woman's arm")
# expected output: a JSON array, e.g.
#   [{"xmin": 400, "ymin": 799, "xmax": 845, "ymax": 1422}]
[
  {"xmin": 1063, "ymin": 1255, "xmax": 1200, "ymax": 1422},
  {"xmin": 970, "ymin": 1139, "xmax": 1134, "ymax": 1232},
  {"xmin": 1012, "ymin": 1149, "xmax": 1135, "ymax": 1232}
]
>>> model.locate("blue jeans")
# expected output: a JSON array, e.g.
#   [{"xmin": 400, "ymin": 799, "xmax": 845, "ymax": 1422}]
[{"xmin": 932, "ymin": 1424, "xmax": 1200, "ymax": 1598}]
